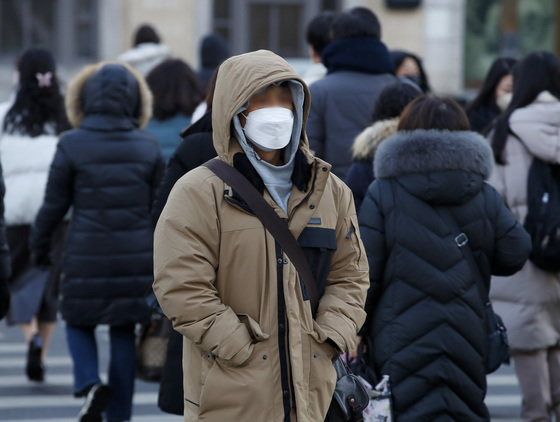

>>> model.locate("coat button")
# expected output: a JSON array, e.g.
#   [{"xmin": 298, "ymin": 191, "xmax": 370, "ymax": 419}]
[
  {"xmin": 283, "ymin": 389, "xmax": 289, "ymax": 398},
  {"xmin": 313, "ymin": 353, "xmax": 318, "ymax": 359},
  {"xmin": 309, "ymin": 204, "xmax": 315, "ymax": 209},
  {"xmin": 277, "ymin": 258, "xmax": 283, "ymax": 264},
  {"xmin": 262, "ymin": 354, "xmax": 268, "ymax": 360},
  {"xmin": 205, "ymin": 353, "xmax": 211, "ymax": 359},
  {"xmin": 283, "ymin": 258, "xmax": 289, "ymax": 264}
]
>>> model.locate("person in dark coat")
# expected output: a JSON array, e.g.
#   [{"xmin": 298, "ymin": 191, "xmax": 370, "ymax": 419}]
[
  {"xmin": 197, "ymin": 34, "xmax": 230, "ymax": 92},
  {"xmin": 391, "ymin": 50, "xmax": 431, "ymax": 93},
  {"xmin": 345, "ymin": 81, "xmax": 421, "ymax": 211},
  {"xmin": 466, "ymin": 57, "xmax": 516, "ymax": 134},
  {"xmin": 0, "ymin": 161, "xmax": 11, "ymax": 320},
  {"xmin": 306, "ymin": 7, "xmax": 396, "ymax": 179},
  {"xmin": 31, "ymin": 62, "xmax": 164, "ymax": 422},
  {"xmin": 145, "ymin": 58, "xmax": 205, "ymax": 162},
  {"xmin": 358, "ymin": 96, "xmax": 531, "ymax": 422}
]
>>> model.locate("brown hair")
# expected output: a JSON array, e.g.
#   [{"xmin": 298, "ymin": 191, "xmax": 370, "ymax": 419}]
[{"xmin": 398, "ymin": 95, "xmax": 470, "ymax": 131}]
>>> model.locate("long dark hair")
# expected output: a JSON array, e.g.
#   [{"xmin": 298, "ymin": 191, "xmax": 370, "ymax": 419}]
[
  {"xmin": 3, "ymin": 48, "xmax": 69, "ymax": 136},
  {"xmin": 146, "ymin": 58, "xmax": 204, "ymax": 120},
  {"xmin": 491, "ymin": 51, "xmax": 560, "ymax": 164},
  {"xmin": 466, "ymin": 57, "xmax": 516, "ymax": 115}
]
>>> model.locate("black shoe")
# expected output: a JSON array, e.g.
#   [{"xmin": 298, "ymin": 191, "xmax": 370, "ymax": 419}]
[
  {"xmin": 26, "ymin": 334, "xmax": 44, "ymax": 382},
  {"xmin": 78, "ymin": 383, "xmax": 112, "ymax": 422}
]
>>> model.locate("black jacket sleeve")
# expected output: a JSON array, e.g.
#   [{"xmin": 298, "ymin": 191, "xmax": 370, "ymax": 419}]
[
  {"xmin": 357, "ymin": 180, "xmax": 387, "ymax": 335},
  {"xmin": 30, "ymin": 140, "xmax": 74, "ymax": 263},
  {"xmin": 0, "ymin": 160, "xmax": 10, "ymax": 319},
  {"xmin": 486, "ymin": 184, "xmax": 531, "ymax": 276}
]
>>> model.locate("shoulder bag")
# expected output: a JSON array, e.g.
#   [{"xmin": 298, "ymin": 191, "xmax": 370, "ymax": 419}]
[
  {"xmin": 437, "ymin": 208, "xmax": 510, "ymax": 374},
  {"xmin": 203, "ymin": 158, "xmax": 369, "ymax": 422}
]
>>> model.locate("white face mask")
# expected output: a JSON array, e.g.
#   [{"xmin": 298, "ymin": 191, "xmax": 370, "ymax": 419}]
[
  {"xmin": 496, "ymin": 92, "xmax": 512, "ymax": 112},
  {"xmin": 242, "ymin": 107, "xmax": 294, "ymax": 152}
]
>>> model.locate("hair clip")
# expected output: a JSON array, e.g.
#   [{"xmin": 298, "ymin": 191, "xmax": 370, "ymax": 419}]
[{"xmin": 36, "ymin": 71, "xmax": 53, "ymax": 88}]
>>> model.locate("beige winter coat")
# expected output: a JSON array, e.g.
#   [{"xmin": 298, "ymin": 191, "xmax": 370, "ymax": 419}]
[
  {"xmin": 153, "ymin": 50, "xmax": 369, "ymax": 422},
  {"xmin": 489, "ymin": 91, "xmax": 560, "ymax": 351}
]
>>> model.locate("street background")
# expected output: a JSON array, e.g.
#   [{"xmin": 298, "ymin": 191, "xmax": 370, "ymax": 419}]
[{"xmin": 0, "ymin": 319, "xmax": 522, "ymax": 421}]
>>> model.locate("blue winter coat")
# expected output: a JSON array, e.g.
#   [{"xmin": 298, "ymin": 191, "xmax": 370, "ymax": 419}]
[
  {"xmin": 146, "ymin": 114, "xmax": 191, "ymax": 162},
  {"xmin": 31, "ymin": 64, "xmax": 165, "ymax": 326}
]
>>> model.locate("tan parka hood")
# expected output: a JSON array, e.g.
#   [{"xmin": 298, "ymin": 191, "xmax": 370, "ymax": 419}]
[
  {"xmin": 65, "ymin": 61, "xmax": 152, "ymax": 129},
  {"xmin": 212, "ymin": 50, "xmax": 312, "ymax": 164}
]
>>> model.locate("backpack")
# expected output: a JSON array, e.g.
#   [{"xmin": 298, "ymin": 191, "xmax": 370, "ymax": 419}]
[{"xmin": 524, "ymin": 157, "xmax": 560, "ymax": 272}]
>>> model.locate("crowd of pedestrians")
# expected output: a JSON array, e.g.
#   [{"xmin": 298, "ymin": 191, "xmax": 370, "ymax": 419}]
[{"xmin": 0, "ymin": 7, "xmax": 559, "ymax": 422}]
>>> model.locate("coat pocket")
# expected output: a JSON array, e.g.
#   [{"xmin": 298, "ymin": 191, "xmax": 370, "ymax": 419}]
[{"xmin": 297, "ymin": 227, "xmax": 337, "ymax": 300}]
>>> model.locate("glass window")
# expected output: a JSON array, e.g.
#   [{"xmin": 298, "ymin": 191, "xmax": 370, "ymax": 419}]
[
  {"xmin": 0, "ymin": 0, "xmax": 97, "ymax": 62},
  {"xmin": 278, "ymin": 5, "xmax": 302, "ymax": 56},
  {"xmin": 465, "ymin": 0, "xmax": 558, "ymax": 85},
  {"xmin": 249, "ymin": 4, "xmax": 271, "ymax": 51}
]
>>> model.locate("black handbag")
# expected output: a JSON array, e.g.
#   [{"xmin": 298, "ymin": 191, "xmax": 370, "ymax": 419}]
[
  {"xmin": 438, "ymin": 208, "xmax": 510, "ymax": 374},
  {"xmin": 204, "ymin": 159, "xmax": 369, "ymax": 421}
]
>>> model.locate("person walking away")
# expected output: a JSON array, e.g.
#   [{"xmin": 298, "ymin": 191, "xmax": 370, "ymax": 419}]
[
  {"xmin": 31, "ymin": 62, "xmax": 164, "ymax": 422},
  {"xmin": 345, "ymin": 81, "xmax": 421, "ymax": 211},
  {"xmin": 117, "ymin": 24, "xmax": 171, "ymax": 76},
  {"xmin": 153, "ymin": 49, "xmax": 369, "ymax": 421},
  {"xmin": 488, "ymin": 51, "xmax": 560, "ymax": 422},
  {"xmin": 466, "ymin": 57, "xmax": 516, "ymax": 134},
  {"xmin": 302, "ymin": 11, "xmax": 335, "ymax": 86},
  {"xmin": 197, "ymin": 34, "xmax": 230, "ymax": 93},
  {"xmin": 0, "ymin": 47, "xmax": 70, "ymax": 382},
  {"xmin": 306, "ymin": 7, "xmax": 396, "ymax": 179},
  {"xmin": 0, "ymin": 160, "xmax": 11, "ymax": 321},
  {"xmin": 145, "ymin": 58, "xmax": 205, "ymax": 162},
  {"xmin": 359, "ymin": 95, "xmax": 531, "ymax": 421},
  {"xmin": 152, "ymin": 66, "xmax": 218, "ymax": 415}
]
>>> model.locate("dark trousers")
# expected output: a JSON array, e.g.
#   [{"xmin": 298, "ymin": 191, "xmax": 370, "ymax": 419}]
[{"xmin": 66, "ymin": 324, "xmax": 136, "ymax": 422}]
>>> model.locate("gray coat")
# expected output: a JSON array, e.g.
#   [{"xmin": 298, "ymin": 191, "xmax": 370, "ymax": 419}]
[
  {"xmin": 489, "ymin": 91, "xmax": 560, "ymax": 351},
  {"xmin": 307, "ymin": 71, "xmax": 396, "ymax": 179}
]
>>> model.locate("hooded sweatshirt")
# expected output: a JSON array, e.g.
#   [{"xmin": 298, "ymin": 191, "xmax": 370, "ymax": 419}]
[{"xmin": 232, "ymin": 80, "xmax": 305, "ymax": 213}]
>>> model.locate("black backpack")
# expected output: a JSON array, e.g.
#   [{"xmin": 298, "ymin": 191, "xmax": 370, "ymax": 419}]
[{"xmin": 524, "ymin": 158, "xmax": 560, "ymax": 271}]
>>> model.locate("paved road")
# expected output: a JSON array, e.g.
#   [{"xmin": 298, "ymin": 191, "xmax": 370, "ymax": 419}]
[
  {"xmin": 0, "ymin": 320, "xmax": 523, "ymax": 421},
  {"xmin": 0, "ymin": 320, "xmax": 182, "ymax": 422}
]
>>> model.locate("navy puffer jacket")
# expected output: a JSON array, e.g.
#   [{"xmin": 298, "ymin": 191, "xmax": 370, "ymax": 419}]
[
  {"xmin": 358, "ymin": 129, "xmax": 530, "ymax": 422},
  {"xmin": 31, "ymin": 63, "xmax": 164, "ymax": 326}
]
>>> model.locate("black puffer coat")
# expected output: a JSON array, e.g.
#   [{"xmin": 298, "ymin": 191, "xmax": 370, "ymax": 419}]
[
  {"xmin": 31, "ymin": 63, "xmax": 164, "ymax": 326},
  {"xmin": 358, "ymin": 129, "xmax": 530, "ymax": 422}
]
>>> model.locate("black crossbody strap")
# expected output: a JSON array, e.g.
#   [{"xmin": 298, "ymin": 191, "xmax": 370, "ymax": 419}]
[
  {"xmin": 203, "ymin": 158, "xmax": 320, "ymax": 315},
  {"xmin": 437, "ymin": 208, "xmax": 489, "ymax": 304}
]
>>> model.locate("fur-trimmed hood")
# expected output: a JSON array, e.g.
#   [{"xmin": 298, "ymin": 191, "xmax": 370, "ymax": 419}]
[
  {"xmin": 66, "ymin": 62, "xmax": 152, "ymax": 130},
  {"xmin": 375, "ymin": 129, "xmax": 494, "ymax": 204},
  {"xmin": 352, "ymin": 117, "xmax": 399, "ymax": 160}
]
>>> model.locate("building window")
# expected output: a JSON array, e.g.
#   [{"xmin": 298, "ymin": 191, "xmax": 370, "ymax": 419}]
[
  {"xmin": 465, "ymin": 0, "xmax": 557, "ymax": 85},
  {"xmin": 214, "ymin": 0, "xmax": 341, "ymax": 57},
  {"xmin": 0, "ymin": 0, "xmax": 98, "ymax": 63}
]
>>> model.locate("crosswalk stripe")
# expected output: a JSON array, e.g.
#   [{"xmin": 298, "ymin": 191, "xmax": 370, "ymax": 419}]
[
  {"xmin": 0, "ymin": 356, "xmax": 72, "ymax": 368},
  {"xmin": 10, "ymin": 416, "xmax": 182, "ymax": 422},
  {"xmin": 0, "ymin": 392, "xmax": 158, "ymax": 408},
  {"xmin": 487, "ymin": 375, "xmax": 519, "ymax": 386},
  {"xmin": 0, "ymin": 343, "xmax": 27, "ymax": 353},
  {"xmin": 0, "ymin": 373, "xmax": 109, "ymax": 387},
  {"xmin": 485, "ymin": 394, "xmax": 522, "ymax": 406}
]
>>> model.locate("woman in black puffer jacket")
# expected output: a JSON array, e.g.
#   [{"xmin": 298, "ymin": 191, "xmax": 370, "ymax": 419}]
[
  {"xmin": 358, "ymin": 96, "xmax": 530, "ymax": 422},
  {"xmin": 31, "ymin": 62, "xmax": 164, "ymax": 422}
]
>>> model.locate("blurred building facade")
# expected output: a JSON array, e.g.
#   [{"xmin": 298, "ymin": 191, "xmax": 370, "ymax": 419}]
[{"xmin": 0, "ymin": 0, "xmax": 558, "ymax": 99}]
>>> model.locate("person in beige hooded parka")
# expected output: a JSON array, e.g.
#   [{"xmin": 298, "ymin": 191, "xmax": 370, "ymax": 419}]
[
  {"xmin": 153, "ymin": 50, "xmax": 369, "ymax": 422},
  {"xmin": 488, "ymin": 51, "xmax": 560, "ymax": 422}
]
